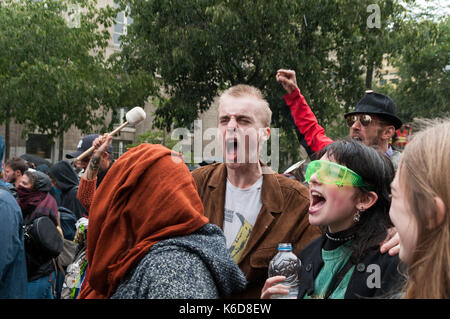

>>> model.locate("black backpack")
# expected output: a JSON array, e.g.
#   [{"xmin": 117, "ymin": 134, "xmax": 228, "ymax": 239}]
[{"xmin": 24, "ymin": 216, "xmax": 64, "ymax": 267}]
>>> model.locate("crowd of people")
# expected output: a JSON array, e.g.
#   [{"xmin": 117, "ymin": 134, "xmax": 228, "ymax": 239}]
[{"xmin": 0, "ymin": 70, "xmax": 448, "ymax": 299}]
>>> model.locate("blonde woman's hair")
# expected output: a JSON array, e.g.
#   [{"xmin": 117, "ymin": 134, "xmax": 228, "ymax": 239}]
[
  {"xmin": 219, "ymin": 84, "xmax": 272, "ymax": 127},
  {"xmin": 398, "ymin": 117, "xmax": 450, "ymax": 298}
]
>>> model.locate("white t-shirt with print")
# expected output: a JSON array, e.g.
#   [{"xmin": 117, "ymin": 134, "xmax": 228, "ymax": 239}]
[{"xmin": 223, "ymin": 176, "xmax": 263, "ymax": 262}]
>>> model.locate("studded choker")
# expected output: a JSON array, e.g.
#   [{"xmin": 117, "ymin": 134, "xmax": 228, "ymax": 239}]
[{"xmin": 325, "ymin": 232, "xmax": 355, "ymax": 242}]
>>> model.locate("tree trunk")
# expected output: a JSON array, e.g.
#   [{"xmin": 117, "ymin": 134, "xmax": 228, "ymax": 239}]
[
  {"xmin": 58, "ymin": 134, "xmax": 64, "ymax": 161},
  {"xmin": 5, "ymin": 109, "xmax": 11, "ymax": 160},
  {"xmin": 365, "ymin": 60, "xmax": 374, "ymax": 89}
]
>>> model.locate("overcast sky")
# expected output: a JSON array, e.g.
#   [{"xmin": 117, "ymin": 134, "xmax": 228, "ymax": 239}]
[{"xmin": 407, "ymin": 0, "xmax": 450, "ymax": 18}]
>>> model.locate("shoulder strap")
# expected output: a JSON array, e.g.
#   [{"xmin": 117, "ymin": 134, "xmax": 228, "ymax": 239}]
[{"xmin": 324, "ymin": 257, "xmax": 354, "ymax": 299}]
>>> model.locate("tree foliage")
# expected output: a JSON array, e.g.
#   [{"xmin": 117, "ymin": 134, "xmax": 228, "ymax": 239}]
[
  {"xmin": 377, "ymin": 15, "xmax": 449, "ymax": 123},
  {"xmin": 0, "ymin": 0, "xmax": 154, "ymax": 159},
  {"xmin": 4, "ymin": 0, "xmax": 444, "ymax": 163},
  {"xmin": 119, "ymin": 1, "xmax": 406, "ymax": 143}
]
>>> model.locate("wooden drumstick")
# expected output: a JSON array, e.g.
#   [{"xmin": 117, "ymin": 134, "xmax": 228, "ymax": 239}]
[{"xmin": 76, "ymin": 106, "xmax": 146, "ymax": 161}]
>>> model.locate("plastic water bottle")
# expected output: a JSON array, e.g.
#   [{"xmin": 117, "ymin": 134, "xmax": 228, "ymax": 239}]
[{"xmin": 268, "ymin": 243, "xmax": 301, "ymax": 299}]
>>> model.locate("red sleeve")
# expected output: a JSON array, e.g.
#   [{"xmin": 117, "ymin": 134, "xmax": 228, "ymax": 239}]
[
  {"xmin": 77, "ymin": 176, "xmax": 97, "ymax": 213},
  {"xmin": 283, "ymin": 88, "xmax": 334, "ymax": 154}
]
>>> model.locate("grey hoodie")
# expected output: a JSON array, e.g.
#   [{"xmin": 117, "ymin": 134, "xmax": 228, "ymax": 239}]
[{"xmin": 111, "ymin": 223, "xmax": 247, "ymax": 299}]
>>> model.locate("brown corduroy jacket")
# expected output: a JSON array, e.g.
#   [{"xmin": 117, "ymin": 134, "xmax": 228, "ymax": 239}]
[{"xmin": 191, "ymin": 163, "xmax": 321, "ymax": 298}]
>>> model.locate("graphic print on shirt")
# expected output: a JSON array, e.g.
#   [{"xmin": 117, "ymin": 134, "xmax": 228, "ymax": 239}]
[
  {"xmin": 227, "ymin": 210, "xmax": 253, "ymax": 263},
  {"xmin": 223, "ymin": 176, "xmax": 263, "ymax": 263}
]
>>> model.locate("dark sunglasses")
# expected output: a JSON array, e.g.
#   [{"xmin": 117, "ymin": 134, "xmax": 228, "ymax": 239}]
[{"xmin": 345, "ymin": 114, "xmax": 373, "ymax": 127}]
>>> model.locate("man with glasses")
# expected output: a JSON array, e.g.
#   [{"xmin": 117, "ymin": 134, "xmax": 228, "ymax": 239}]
[
  {"xmin": 276, "ymin": 69, "xmax": 402, "ymax": 258},
  {"xmin": 276, "ymin": 69, "xmax": 402, "ymax": 169}
]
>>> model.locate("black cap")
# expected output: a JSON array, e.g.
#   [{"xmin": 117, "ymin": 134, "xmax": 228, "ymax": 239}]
[
  {"xmin": 66, "ymin": 134, "xmax": 112, "ymax": 159},
  {"xmin": 344, "ymin": 90, "xmax": 402, "ymax": 129}
]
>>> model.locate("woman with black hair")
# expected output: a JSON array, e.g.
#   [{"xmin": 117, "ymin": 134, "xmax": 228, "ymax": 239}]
[{"xmin": 262, "ymin": 140, "xmax": 402, "ymax": 299}]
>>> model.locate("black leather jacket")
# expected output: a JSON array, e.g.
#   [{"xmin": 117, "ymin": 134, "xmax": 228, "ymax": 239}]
[{"xmin": 297, "ymin": 235, "xmax": 403, "ymax": 299}]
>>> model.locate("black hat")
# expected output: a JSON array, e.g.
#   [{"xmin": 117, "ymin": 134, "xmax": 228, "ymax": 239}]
[
  {"xmin": 344, "ymin": 90, "xmax": 402, "ymax": 129},
  {"xmin": 66, "ymin": 134, "xmax": 112, "ymax": 159}
]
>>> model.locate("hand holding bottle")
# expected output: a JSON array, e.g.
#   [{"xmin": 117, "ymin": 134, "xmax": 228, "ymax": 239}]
[{"xmin": 260, "ymin": 276, "xmax": 291, "ymax": 299}]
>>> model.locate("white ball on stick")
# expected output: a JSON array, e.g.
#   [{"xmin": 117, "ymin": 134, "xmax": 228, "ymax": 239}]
[
  {"xmin": 126, "ymin": 106, "xmax": 147, "ymax": 125},
  {"xmin": 76, "ymin": 106, "xmax": 147, "ymax": 161}
]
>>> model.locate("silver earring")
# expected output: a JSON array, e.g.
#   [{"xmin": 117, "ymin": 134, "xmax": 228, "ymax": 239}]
[{"xmin": 353, "ymin": 210, "xmax": 361, "ymax": 223}]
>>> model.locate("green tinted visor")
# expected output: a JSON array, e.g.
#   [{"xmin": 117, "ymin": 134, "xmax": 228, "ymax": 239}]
[{"xmin": 305, "ymin": 160, "xmax": 372, "ymax": 189}]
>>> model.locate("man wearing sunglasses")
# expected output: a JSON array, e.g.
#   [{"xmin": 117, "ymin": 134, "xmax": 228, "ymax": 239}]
[{"xmin": 276, "ymin": 69, "xmax": 402, "ymax": 169}]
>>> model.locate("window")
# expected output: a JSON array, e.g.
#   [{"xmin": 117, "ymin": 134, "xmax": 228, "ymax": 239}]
[
  {"xmin": 112, "ymin": 107, "xmax": 137, "ymax": 128},
  {"xmin": 26, "ymin": 134, "xmax": 52, "ymax": 158},
  {"xmin": 113, "ymin": 3, "xmax": 133, "ymax": 46},
  {"xmin": 111, "ymin": 139, "xmax": 133, "ymax": 159},
  {"xmin": 113, "ymin": 107, "xmax": 129, "ymax": 125}
]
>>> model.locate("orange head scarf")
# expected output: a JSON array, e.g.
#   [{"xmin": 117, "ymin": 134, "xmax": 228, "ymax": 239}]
[{"xmin": 78, "ymin": 143, "xmax": 209, "ymax": 298}]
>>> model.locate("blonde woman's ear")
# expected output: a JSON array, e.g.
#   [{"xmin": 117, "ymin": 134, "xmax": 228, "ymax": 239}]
[{"xmin": 427, "ymin": 196, "xmax": 446, "ymax": 229}]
